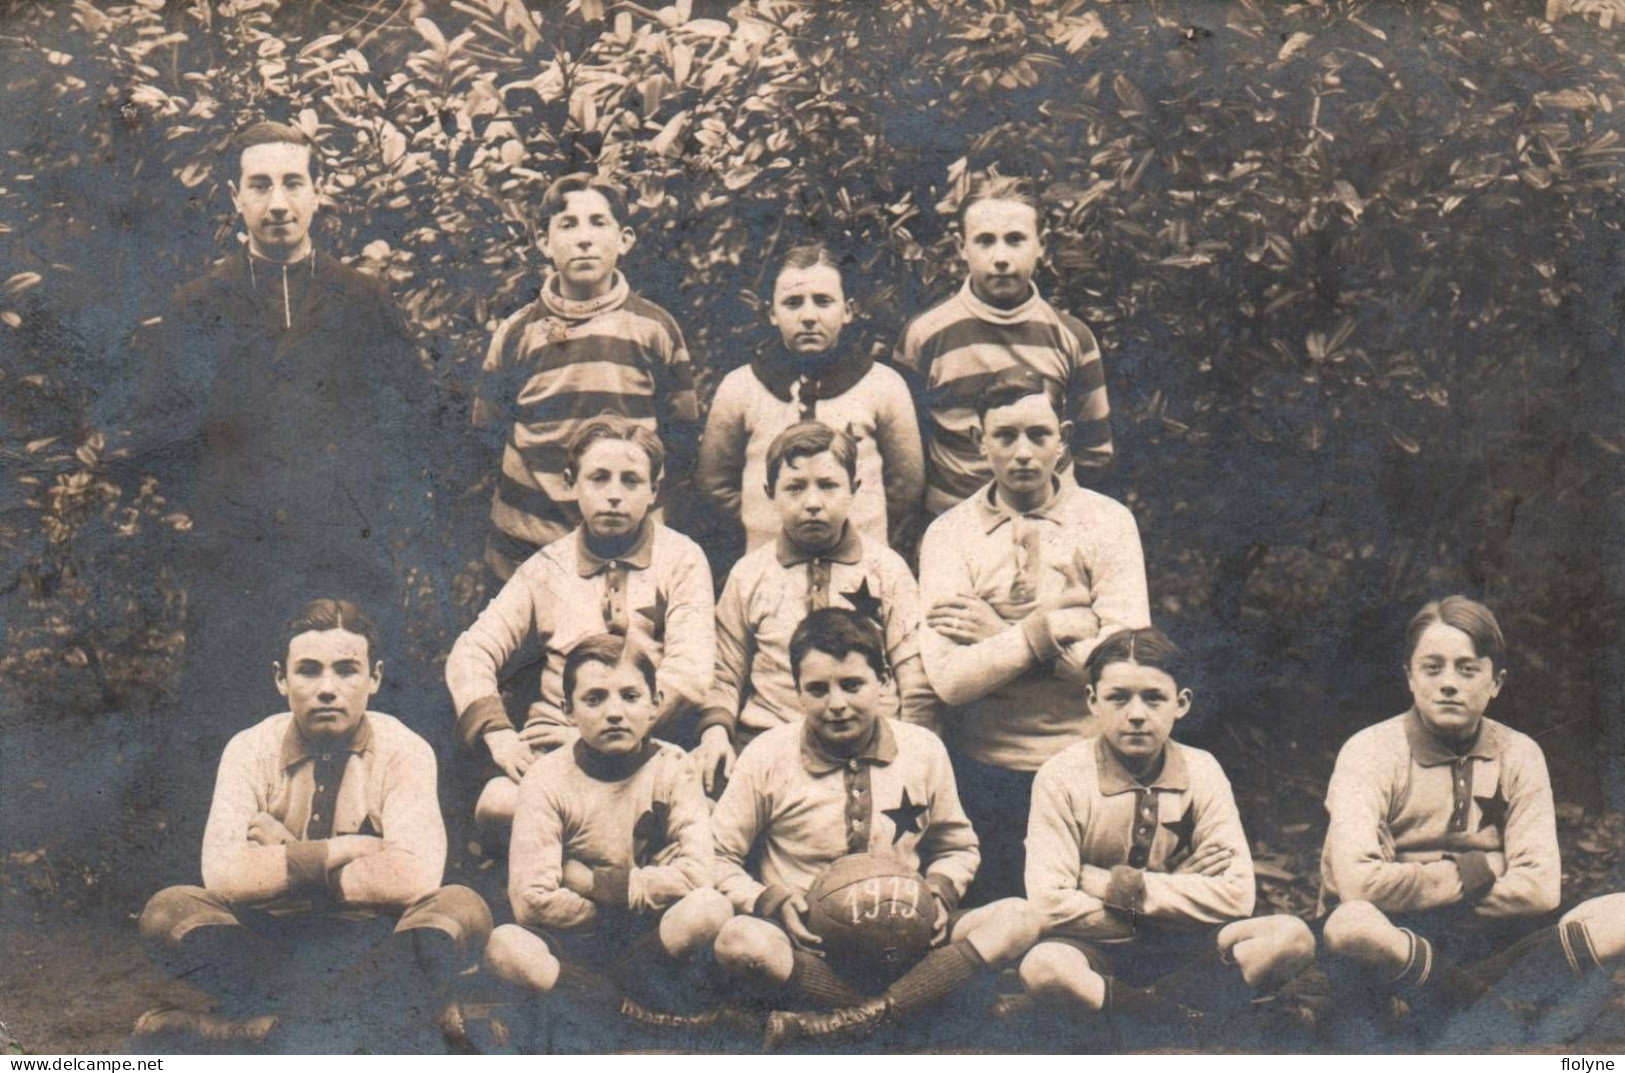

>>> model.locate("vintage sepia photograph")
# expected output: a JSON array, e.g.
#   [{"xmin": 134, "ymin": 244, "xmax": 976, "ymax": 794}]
[{"xmin": 1, "ymin": 0, "xmax": 1622, "ymax": 1057}]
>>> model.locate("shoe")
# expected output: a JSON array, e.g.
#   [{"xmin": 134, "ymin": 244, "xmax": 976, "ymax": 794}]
[
  {"xmin": 437, "ymin": 998, "xmax": 473, "ymax": 1053},
  {"xmin": 133, "ymin": 1007, "xmax": 279, "ymax": 1043},
  {"xmin": 618, "ymin": 997, "xmax": 760, "ymax": 1035},
  {"xmin": 990, "ymin": 994, "xmax": 1035, "ymax": 1020},
  {"xmin": 763, "ymin": 997, "xmax": 894, "ymax": 1050}
]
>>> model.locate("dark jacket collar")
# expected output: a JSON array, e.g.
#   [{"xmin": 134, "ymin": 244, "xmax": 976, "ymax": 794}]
[
  {"xmin": 576, "ymin": 519, "xmax": 656, "ymax": 577},
  {"xmin": 775, "ymin": 522, "xmax": 864, "ymax": 568},
  {"xmin": 750, "ymin": 343, "xmax": 875, "ymax": 404},
  {"xmin": 281, "ymin": 713, "xmax": 374, "ymax": 770},
  {"xmin": 1094, "ymin": 736, "xmax": 1190, "ymax": 795},
  {"xmin": 1403, "ymin": 708, "xmax": 1504, "ymax": 766},
  {"xmin": 573, "ymin": 737, "xmax": 661, "ymax": 781},
  {"xmin": 800, "ymin": 717, "xmax": 898, "ymax": 774}
]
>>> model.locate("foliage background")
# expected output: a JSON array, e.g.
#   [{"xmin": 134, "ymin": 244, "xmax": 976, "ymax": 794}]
[{"xmin": 1, "ymin": 0, "xmax": 1621, "ymax": 935}]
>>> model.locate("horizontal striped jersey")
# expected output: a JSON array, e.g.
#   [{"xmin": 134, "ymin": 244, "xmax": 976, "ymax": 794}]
[
  {"xmin": 894, "ymin": 280, "xmax": 1112, "ymax": 515},
  {"xmin": 475, "ymin": 271, "xmax": 697, "ymax": 577}
]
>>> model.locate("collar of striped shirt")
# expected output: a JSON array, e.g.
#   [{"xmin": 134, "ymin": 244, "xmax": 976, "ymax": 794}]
[
  {"xmin": 775, "ymin": 521, "xmax": 864, "ymax": 567},
  {"xmin": 799, "ymin": 716, "xmax": 898, "ymax": 774},
  {"xmin": 1403, "ymin": 707, "xmax": 1505, "ymax": 766},
  {"xmin": 575, "ymin": 518, "xmax": 656, "ymax": 577},
  {"xmin": 749, "ymin": 343, "xmax": 874, "ymax": 403},
  {"xmin": 970, "ymin": 478, "xmax": 1070, "ymax": 534},
  {"xmin": 539, "ymin": 269, "xmax": 630, "ymax": 321},
  {"xmin": 279, "ymin": 713, "xmax": 374, "ymax": 770},
  {"xmin": 958, "ymin": 276, "xmax": 1043, "ymax": 324},
  {"xmin": 1094, "ymin": 735, "xmax": 1191, "ymax": 796}
]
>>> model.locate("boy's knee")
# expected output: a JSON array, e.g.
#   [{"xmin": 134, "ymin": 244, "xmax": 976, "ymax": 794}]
[
  {"xmin": 1322, "ymin": 901, "xmax": 1389, "ymax": 959},
  {"xmin": 139, "ymin": 885, "xmax": 231, "ymax": 949},
  {"xmin": 713, "ymin": 916, "xmax": 784, "ymax": 974},
  {"xmin": 484, "ymin": 924, "xmax": 556, "ymax": 988},
  {"xmin": 660, "ymin": 888, "xmax": 733, "ymax": 956},
  {"xmin": 1019, "ymin": 942, "xmax": 1093, "ymax": 998},
  {"xmin": 474, "ymin": 778, "xmax": 519, "ymax": 838},
  {"xmin": 1227, "ymin": 916, "xmax": 1316, "ymax": 990},
  {"xmin": 964, "ymin": 898, "xmax": 1041, "ymax": 965}
]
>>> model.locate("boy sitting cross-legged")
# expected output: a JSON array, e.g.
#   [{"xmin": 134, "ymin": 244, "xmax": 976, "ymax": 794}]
[
  {"xmin": 1319, "ymin": 595, "xmax": 1625, "ymax": 1048},
  {"xmin": 447, "ymin": 415, "xmax": 715, "ymax": 841},
  {"xmin": 710, "ymin": 608, "xmax": 1039, "ymax": 1050},
  {"xmin": 1018, "ymin": 627, "xmax": 1316, "ymax": 1048},
  {"xmin": 483, "ymin": 634, "xmax": 736, "ymax": 1033},
  {"xmin": 693, "ymin": 421, "xmax": 938, "ymax": 798}
]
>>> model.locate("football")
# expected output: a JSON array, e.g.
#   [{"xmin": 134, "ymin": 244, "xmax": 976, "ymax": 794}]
[{"xmin": 805, "ymin": 852, "xmax": 939, "ymax": 986}]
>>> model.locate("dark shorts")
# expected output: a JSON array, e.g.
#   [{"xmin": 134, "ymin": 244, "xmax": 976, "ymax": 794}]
[
  {"xmin": 1042, "ymin": 923, "xmax": 1222, "ymax": 990},
  {"xmin": 950, "ymin": 756, "xmax": 1036, "ymax": 907},
  {"xmin": 1313, "ymin": 902, "xmax": 1554, "ymax": 968}
]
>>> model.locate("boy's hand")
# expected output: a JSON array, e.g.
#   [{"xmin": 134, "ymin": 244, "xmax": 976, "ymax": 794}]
[
  {"xmin": 927, "ymin": 596, "xmax": 1006, "ymax": 645},
  {"xmin": 485, "ymin": 728, "xmax": 534, "ymax": 781},
  {"xmin": 780, "ymin": 893, "xmax": 823, "ymax": 950},
  {"xmin": 520, "ymin": 722, "xmax": 578, "ymax": 753},
  {"xmin": 695, "ymin": 726, "xmax": 735, "ymax": 796},
  {"xmin": 1079, "ymin": 863, "xmax": 1112, "ymax": 900},
  {"xmin": 1173, "ymin": 843, "xmax": 1233, "ymax": 877},
  {"xmin": 248, "ymin": 812, "xmax": 296, "ymax": 846},
  {"xmin": 561, "ymin": 858, "xmax": 594, "ymax": 896}
]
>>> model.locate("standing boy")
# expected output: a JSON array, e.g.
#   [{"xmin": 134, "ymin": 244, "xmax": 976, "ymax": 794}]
[
  {"xmin": 894, "ymin": 174, "xmax": 1112, "ymax": 516},
  {"xmin": 697, "ymin": 241, "xmax": 924, "ymax": 551},
  {"xmin": 693, "ymin": 422, "xmax": 938, "ymax": 796},
  {"xmin": 483, "ymin": 635, "xmax": 734, "ymax": 1033},
  {"xmin": 919, "ymin": 367, "xmax": 1149, "ymax": 903},
  {"xmin": 710, "ymin": 608, "xmax": 1038, "ymax": 1049},
  {"xmin": 1019, "ymin": 628, "xmax": 1316, "ymax": 1046},
  {"xmin": 447, "ymin": 417, "xmax": 714, "ymax": 838},
  {"xmin": 1319, "ymin": 596, "xmax": 1625, "ymax": 1046},
  {"xmin": 475, "ymin": 173, "xmax": 698, "ymax": 579}
]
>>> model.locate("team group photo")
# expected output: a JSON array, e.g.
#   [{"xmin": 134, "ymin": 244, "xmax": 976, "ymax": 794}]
[{"xmin": 1, "ymin": 0, "xmax": 1622, "ymax": 1058}]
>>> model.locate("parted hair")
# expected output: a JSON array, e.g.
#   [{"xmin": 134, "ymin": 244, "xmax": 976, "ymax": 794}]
[
  {"xmin": 958, "ymin": 173, "xmax": 1043, "ymax": 232},
  {"xmin": 973, "ymin": 365, "xmax": 1064, "ymax": 423},
  {"xmin": 1083, "ymin": 627, "xmax": 1188, "ymax": 688},
  {"xmin": 561, "ymin": 633, "xmax": 659, "ymax": 705},
  {"xmin": 1405, "ymin": 595, "xmax": 1506, "ymax": 668},
  {"xmin": 284, "ymin": 598, "xmax": 377, "ymax": 659},
  {"xmin": 776, "ymin": 240, "xmax": 843, "ymax": 278},
  {"xmin": 227, "ymin": 120, "xmax": 322, "ymax": 181},
  {"xmin": 565, "ymin": 413, "xmax": 666, "ymax": 485},
  {"xmin": 537, "ymin": 172, "xmax": 629, "ymax": 233},
  {"xmin": 764, "ymin": 420, "xmax": 859, "ymax": 493},
  {"xmin": 789, "ymin": 607, "xmax": 890, "ymax": 687}
]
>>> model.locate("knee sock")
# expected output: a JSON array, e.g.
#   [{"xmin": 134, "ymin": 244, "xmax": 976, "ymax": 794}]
[
  {"xmin": 784, "ymin": 951, "xmax": 869, "ymax": 1010},
  {"xmin": 883, "ymin": 942, "xmax": 985, "ymax": 1017},
  {"xmin": 551, "ymin": 960, "xmax": 624, "ymax": 1008}
]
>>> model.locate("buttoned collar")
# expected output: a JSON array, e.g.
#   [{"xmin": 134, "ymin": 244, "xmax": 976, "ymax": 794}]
[
  {"xmin": 280, "ymin": 714, "xmax": 373, "ymax": 770},
  {"xmin": 775, "ymin": 522, "xmax": 864, "ymax": 568},
  {"xmin": 971, "ymin": 478, "xmax": 1071, "ymax": 535},
  {"xmin": 800, "ymin": 717, "xmax": 898, "ymax": 775},
  {"xmin": 1403, "ymin": 708, "xmax": 1503, "ymax": 767},
  {"xmin": 1094, "ymin": 736, "xmax": 1189, "ymax": 796},
  {"xmin": 576, "ymin": 519, "xmax": 656, "ymax": 578}
]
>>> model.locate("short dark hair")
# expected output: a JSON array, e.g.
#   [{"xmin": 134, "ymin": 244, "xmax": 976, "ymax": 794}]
[
  {"xmin": 1083, "ymin": 627, "xmax": 1187, "ymax": 688},
  {"xmin": 958, "ymin": 174, "xmax": 1043, "ymax": 233},
  {"xmin": 973, "ymin": 365, "xmax": 1064, "ymax": 423},
  {"xmin": 565, "ymin": 413, "xmax": 665, "ymax": 485},
  {"xmin": 1405, "ymin": 596, "xmax": 1506, "ymax": 668},
  {"xmin": 561, "ymin": 633, "xmax": 659, "ymax": 705},
  {"xmin": 226, "ymin": 121, "xmax": 321, "ymax": 182},
  {"xmin": 776, "ymin": 240, "xmax": 843, "ymax": 280},
  {"xmin": 537, "ymin": 172, "xmax": 629, "ymax": 233},
  {"xmin": 285, "ymin": 598, "xmax": 377, "ymax": 660},
  {"xmin": 789, "ymin": 607, "xmax": 889, "ymax": 687},
  {"xmin": 764, "ymin": 421, "xmax": 859, "ymax": 494}
]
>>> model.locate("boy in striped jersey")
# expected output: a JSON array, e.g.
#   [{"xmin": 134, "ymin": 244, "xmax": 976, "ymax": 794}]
[
  {"xmin": 1319, "ymin": 596, "xmax": 1625, "ymax": 1046},
  {"xmin": 894, "ymin": 175, "xmax": 1112, "ymax": 516},
  {"xmin": 475, "ymin": 173, "xmax": 699, "ymax": 579}
]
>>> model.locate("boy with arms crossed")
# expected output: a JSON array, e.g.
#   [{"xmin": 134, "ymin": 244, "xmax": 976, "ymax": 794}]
[
  {"xmin": 1320, "ymin": 595, "xmax": 1625, "ymax": 1046},
  {"xmin": 476, "ymin": 173, "xmax": 698, "ymax": 579},
  {"xmin": 894, "ymin": 174, "xmax": 1112, "ymax": 516},
  {"xmin": 710, "ymin": 608, "xmax": 1038, "ymax": 1049},
  {"xmin": 919, "ymin": 367, "xmax": 1150, "ymax": 902},
  {"xmin": 447, "ymin": 417, "xmax": 714, "ymax": 838},
  {"xmin": 1019, "ymin": 628, "xmax": 1315, "ymax": 1045},
  {"xmin": 483, "ymin": 635, "xmax": 734, "ymax": 1033},
  {"xmin": 694, "ymin": 422, "xmax": 937, "ymax": 795},
  {"xmin": 698, "ymin": 241, "xmax": 924, "ymax": 551}
]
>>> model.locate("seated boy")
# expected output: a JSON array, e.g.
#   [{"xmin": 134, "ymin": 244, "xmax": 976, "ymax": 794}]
[
  {"xmin": 483, "ymin": 635, "xmax": 734, "ymax": 1032},
  {"xmin": 446, "ymin": 415, "xmax": 715, "ymax": 839},
  {"xmin": 475, "ymin": 172, "xmax": 698, "ymax": 579},
  {"xmin": 710, "ymin": 608, "xmax": 1038, "ymax": 1049},
  {"xmin": 697, "ymin": 241, "xmax": 924, "ymax": 551},
  {"xmin": 694, "ymin": 422, "xmax": 938, "ymax": 796},
  {"xmin": 1319, "ymin": 595, "xmax": 1625, "ymax": 1046},
  {"xmin": 137, "ymin": 599, "xmax": 492, "ymax": 1049},
  {"xmin": 919, "ymin": 366, "xmax": 1150, "ymax": 903},
  {"xmin": 1019, "ymin": 627, "xmax": 1315, "ymax": 1046}
]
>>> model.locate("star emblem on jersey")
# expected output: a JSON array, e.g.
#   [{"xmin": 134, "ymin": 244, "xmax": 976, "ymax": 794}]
[
  {"xmin": 636, "ymin": 589, "xmax": 668, "ymax": 642},
  {"xmin": 882, "ymin": 789, "xmax": 929, "ymax": 842},
  {"xmin": 1475, "ymin": 783, "xmax": 1510, "ymax": 832},
  {"xmin": 632, "ymin": 800, "xmax": 672, "ymax": 867},
  {"xmin": 840, "ymin": 577, "xmax": 885, "ymax": 624},
  {"xmin": 1162, "ymin": 803, "xmax": 1197, "ymax": 863}
]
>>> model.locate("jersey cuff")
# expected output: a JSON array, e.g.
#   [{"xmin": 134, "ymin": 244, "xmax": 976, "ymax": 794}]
[
  {"xmin": 1453, "ymin": 852, "xmax": 1496, "ymax": 901},
  {"xmin": 457, "ymin": 696, "xmax": 513, "ymax": 750},
  {"xmin": 754, "ymin": 885, "xmax": 795, "ymax": 920},
  {"xmin": 1021, "ymin": 612, "xmax": 1062, "ymax": 662},
  {"xmin": 590, "ymin": 867, "xmax": 632, "ymax": 910},
  {"xmin": 1104, "ymin": 865, "xmax": 1146, "ymax": 915},
  {"xmin": 926, "ymin": 873, "xmax": 961, "ymax": 916},
  {"xmin": 285, "ymin": 841, "xmax": 330, "ymax": 893},
  {"xmin": 694, "ymin": 706, "xmax": 737, "ymax": 743}
]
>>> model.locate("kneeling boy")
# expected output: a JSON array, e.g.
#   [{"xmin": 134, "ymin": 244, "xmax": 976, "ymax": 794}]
[
  {"xmin": 1020, "ymin": 628, "xmax": 1315, "ymax": 1045},
  {"xmin": 484, "ymin": 635, "xmax": 733, "ymax": 1030},
  {"xmin": 711, "ymin": 608, "xmax": 1038, "ymax": 1049}
]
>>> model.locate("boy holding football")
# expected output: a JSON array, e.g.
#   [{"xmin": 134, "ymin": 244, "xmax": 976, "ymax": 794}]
[
  {"xmin": 710, "ymin": 608, "xmax": 1038, "ymax": 1048},
  {"xmin": 475, "ymin": 173, "xmax": 698, "ymax": 579},
  {"xmin": 697, "ymin": 241, "xmax": 924, "ymax": 551},
  {"xmin": 1019, "ymin": 627, "xmax": 1316, "ymax": 1045},
  {"xmin": 446, "ymin": 416, "xmax": 715, "ymax": 839},
  {"xmin": 693, "ymin": 422, "xmax": 938, "ymax": 796},
  {"xmin": 483, "ymin": 634, "xmax": 734, "ymax": 1031},
  {"xmin": 1319, "ymin": 596, "xmax": 1625, "ymax": 1046}
]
